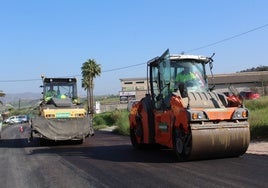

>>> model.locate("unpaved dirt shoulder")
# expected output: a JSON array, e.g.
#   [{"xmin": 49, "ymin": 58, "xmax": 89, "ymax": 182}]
[{"xmin": 247, "ymin": 141, "xmax": 268, "ymax": 155}]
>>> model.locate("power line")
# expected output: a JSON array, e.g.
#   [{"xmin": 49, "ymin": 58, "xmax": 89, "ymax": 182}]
[
  {"xmin": 185, "ymin": 23, "xmax": 268, "ymax": 53},
  {"xmin": 102, "ymin": 62, "xmax": 145, "ymax": 73},
  {"xmin": 1, "ymin": 23, "xmax": 267, "ymax": 83},
  {"xmin": 77, "ymin": 23, "xmax": 268, "ymax": 74},
  {"xmin": 0, "ymin": 78, "xmax": 40, "ymax": 83},
  {"xmin": 67, "ymin": 63, "xmax": 146, "ymax": 78}
]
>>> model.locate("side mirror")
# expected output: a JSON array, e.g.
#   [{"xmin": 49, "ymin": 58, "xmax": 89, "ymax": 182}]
[{"xmin": 209, "ymin": 61, "xmax": 213, "ymax": 70}]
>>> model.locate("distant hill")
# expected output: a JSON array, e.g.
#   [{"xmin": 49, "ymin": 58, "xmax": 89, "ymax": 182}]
[
  {"xmin": 1, "ymin": 92, "xmax": 41, "ymax": 104},
  {"xmin": 239, "ymin": 65, "xmax": 268, "ymax": 72},
  {"xmin": 0, "ymin": 92, "xmax": 89, "ymax": 109}
]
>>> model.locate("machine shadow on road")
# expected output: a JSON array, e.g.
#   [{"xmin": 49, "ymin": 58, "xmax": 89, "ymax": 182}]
[
  {"xmin": 0, "ymin": 137, "xmax": 85, "ymax": 148},
  {"xmin": 27, "ymin": 140, "xmax": 268, "ymax": 163},
  {"xmin": 0, "ymin": 138, "xmax": 32, "ymax": 148},
  {"xmin": 2, "ymin": 128, "xmax": 268, "ymax": 163},
  {"xmin": 2, "ymin": 136, "xmax": 268, "ymax": 163},
  {"xmin": 28, "ymin": 144, "xmax": 180, "ymax": 163}
]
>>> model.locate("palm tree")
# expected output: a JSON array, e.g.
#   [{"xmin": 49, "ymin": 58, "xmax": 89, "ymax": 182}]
[
  {"xmin": 0, "ymin": 90, "xmax": 5, "ymax": 105},
  {"xmin": 81, "ymin": 59, "xmax": 101, "ymax": 114}
]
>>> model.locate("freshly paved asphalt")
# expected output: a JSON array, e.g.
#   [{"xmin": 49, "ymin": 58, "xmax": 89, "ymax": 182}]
[{"xmin": 0, "ymin": 124, "xmax": 267, "ymax": 188}]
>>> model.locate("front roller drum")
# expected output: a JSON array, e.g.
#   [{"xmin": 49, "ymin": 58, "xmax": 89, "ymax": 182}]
[{"xmin": 189, "ymin": 122, "xmax": 250, "ymax": 160}]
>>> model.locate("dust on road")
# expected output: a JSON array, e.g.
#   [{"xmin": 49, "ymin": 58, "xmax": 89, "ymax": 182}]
[{"xmin": 247, "ymin": 141, "xmax": 268, "ymax": 155}]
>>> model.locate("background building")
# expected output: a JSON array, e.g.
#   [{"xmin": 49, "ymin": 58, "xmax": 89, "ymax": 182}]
[
  {"xmin": 120, "ymin": 71, "xmax": 268, "ymax": 102},
  {"xmin": 208, "ymin": 71, "xmax": 268, "ymax": 95},
  {"xmin": 119, "ymin": 78, "xmax": 148, "ymax": 103}
]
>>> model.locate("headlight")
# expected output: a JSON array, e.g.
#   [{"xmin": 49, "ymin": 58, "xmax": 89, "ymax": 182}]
[
  {"xmin": 45, "ymin": 114, "xmax": 55, "ymax": 118},
  {"xmin": 188, "ymin": 110, "xmax": 207, "ymax": 121},
  {"xmin": 232, "ymin": 108, "xmax": 248, "ymax": 119}
]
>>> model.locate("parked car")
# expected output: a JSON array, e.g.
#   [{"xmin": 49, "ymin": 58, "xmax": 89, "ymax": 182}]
[
  {"xmin": 3, "ymin": 115, "xmax": 29, "ymax": 124},
  {"xmin": 17, "ymin": 115, "xmax": 29, "ymax": 123},
  {"xmin": 240, "ymin": 91, "xmax": 260, "ymax": 100},
  {"xmin": 4, "ymin": 116, "xmax": 21, "ymax": 124}
]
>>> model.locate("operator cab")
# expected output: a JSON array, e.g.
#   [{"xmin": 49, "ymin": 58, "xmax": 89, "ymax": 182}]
[
  {"xmin": 42, "ymin": 77, "xmax": 78, "ymax": 101},
  {"xmin": 170, "ymin": 56, "xmax": 208, "ymax": 93},
  {"xmin": 148, "ymin": 49, "xmax": 212, "ymax": 110}
]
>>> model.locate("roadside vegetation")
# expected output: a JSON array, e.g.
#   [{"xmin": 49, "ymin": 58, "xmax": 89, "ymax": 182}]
[
  {"xmin": 94, "ymin": 95, "xmax": 119, "ymax": 105},
  {"xmin": 245, "ymin": 96, "xmax": 268, "ymax": 140},
  {"xmin": 93, "ymin": 96, "xmax": 268, "ymax": 140},
  {"xmin": 3, "ymin": 95, "xmax": 268, "ymax": 140},
  {"xmin": 93, "ymin": 110, "xmax": 129, "ymax": 135}
]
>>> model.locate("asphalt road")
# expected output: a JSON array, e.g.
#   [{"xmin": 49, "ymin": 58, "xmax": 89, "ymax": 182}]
[{"xmin": 0, "ymin": 124, "xmax": 267, "ymax": 188}]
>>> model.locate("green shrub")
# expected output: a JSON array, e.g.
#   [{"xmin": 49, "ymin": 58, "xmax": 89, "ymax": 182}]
[
  {"xmin": 110, "ymin": 110, "xmax": 121, "ymax": 124},
  {"xmin": 245, "ymin": 96, "xmax": 268, "ymax": 111},
  {"xmin": 93, "ymin": 112, "xmax": 113, "ymax": 126},
  {"xmin": 93, "ymin": 110, "xmax": 125, "ymax": 126},
  {"xmin": 250, "ymin": 124, "xmax": 268, "ymax": 140},
  {"xmin": 102, "ymin": 112, "xmax": 116, "ymax": 125},
  {"xmin": 93, "ymin": 115, "xmax": 106, "ymax": 126},
  {"xmin": 245, "ymin": 96, "xmax": 268, "ymax": 140},
  {"xmin": 113, "ymin": 110, "xmax": 130, "ymax": 135}
]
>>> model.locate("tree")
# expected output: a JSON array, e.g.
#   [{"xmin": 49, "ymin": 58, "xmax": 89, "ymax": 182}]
[
  {"xmin": 0, "ymin": 90, "xmax": 5, "ymax": 105},
  {"xmin": 81, "ymin": 59, "xmax": 101, "ymax": 114},
  {"xmin": 239, "ymin": 65, "xmax": 268, "ymax": 72}
]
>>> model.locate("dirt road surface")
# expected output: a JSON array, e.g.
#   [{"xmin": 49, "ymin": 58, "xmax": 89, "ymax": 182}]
[{"xmin": 247, "ymin": 141, "xmax": 268, "ymax": 155}]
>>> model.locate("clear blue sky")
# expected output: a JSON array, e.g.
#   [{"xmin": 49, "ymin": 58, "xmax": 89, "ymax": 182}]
[{"xmin": 0, "ymin": 0, "xmax": 268, "ymax": 96}]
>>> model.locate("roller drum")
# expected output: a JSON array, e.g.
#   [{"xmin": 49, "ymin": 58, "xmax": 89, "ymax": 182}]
[{"xmin": 189, "ymin": 121, "xmax": 250, "ymax": 160}]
